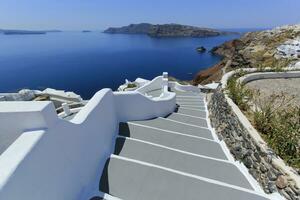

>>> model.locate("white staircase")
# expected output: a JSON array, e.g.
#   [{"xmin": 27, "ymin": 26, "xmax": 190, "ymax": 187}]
[
  {"xmin": 95, "ymin": 88, "xmax": 270, "ymax": 200},
  {"xmin": 0, "ymin": 74, "xmax": 273, "ymax": 200}
]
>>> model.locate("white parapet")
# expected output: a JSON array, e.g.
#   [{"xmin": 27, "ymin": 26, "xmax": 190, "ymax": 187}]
[
  {"xmin": 136, "ymin": 75, "xmax": 163, "ymax": 94},
  {"xmin": 163, "ymin": 72, "xmax": 168, "ymax": 79},
  {"xmin": 0, "ymin": 74, "xmax": 176, "ymax": 200},
  {"xmin": 162, "ymin": 72, "xmax": 169, "ymax": 92},
  {"xmin": 42, "ymin": 88, "xmax": 83, "ymax": 102},
  {"xmin": 168, "ymin": 81, "xmax": 200, "ymax": 93},
  {"xmin": 238, "ymin": 70, "xmax": 300, "ymax": 84},
  {"xmin": 62, "ymin": 103, "xmax": 71, "ymax": 116}
]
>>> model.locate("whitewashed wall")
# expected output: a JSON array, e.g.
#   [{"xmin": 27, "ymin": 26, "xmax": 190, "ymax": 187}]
[
  {"xmin": 115, "ymin": 92, "xmax": 175, "ymax": 122},
  {"xmin": 238, "ymin": 71, "xmax": 300, "ymax": 84},
  {"xmin": 0, "ymin": 78, "xmax": 176, "ymax": 200},
  {"xmin": 136, "ymin": 75, "xmax": 163, "ymax": 94},
  {"xmin": 221, "ymin": 66, "xmax": 300, "ymax": 89},
  {"xmin": 168, "ymin": 81, "xmax": 201, "ymax": 93}
]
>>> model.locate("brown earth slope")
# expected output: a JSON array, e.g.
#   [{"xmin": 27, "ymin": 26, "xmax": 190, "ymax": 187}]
[{"xmin": 193, "ymin": 25, "xmax": 300, "ymax": 85}]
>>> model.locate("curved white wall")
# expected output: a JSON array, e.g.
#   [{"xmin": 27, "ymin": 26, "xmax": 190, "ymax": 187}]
[
  {"xmin": 168, "ymin": 81, "xmax": 200, "ymax": 93},
  {"xmin": 114, "ymin": 91, "xmax": 176, "ymax": 122},
  {"xmin": 136, "ymin": 76, "xmax": 163, "ymax": 94},
  {"xmin": 221, "ymin": 66, "xmax": 300, "ymax": 89},
  {"xmin": 0, "ymin": 90, "xmax": 118, "ymax": 200},
  {"xmin": 0, "ymin": 78, "xmax": 176, "ymax": 200},
  {"xmin": 238, "ymin": 71, "xmax": 300, "ymax": 84}
]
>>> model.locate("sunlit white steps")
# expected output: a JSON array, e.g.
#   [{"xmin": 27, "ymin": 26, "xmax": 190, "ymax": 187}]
[{"xmin": 96, "ymin": 87, "xmax": 270, "ymax": 200}]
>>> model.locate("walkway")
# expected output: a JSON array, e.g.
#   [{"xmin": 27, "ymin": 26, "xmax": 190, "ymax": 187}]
[{"xmin": 97, "ymin": 88, "xmax": 269, "ymax": 200}]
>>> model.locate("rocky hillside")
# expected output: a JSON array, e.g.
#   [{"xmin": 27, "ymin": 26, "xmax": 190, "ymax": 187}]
[
  {"xmin": 193, "ymin": 24, "xmax": 300, "ymax": 84},
  {"xmin": 104, "ymin": 23, "xmax": 153, "ymax": 35},
  {"xmin": 104, "ymin": 23, "xmax": 236, "ymax": 37}
]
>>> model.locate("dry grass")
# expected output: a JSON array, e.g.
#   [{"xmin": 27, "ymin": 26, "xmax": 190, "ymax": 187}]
[
  {"xmin": 252, "ymin": 92, "xmax": 300, "ymax": 170},
  {"xmin": 226, "ymin": 73, "xmax": 300, "ymax": 171}
]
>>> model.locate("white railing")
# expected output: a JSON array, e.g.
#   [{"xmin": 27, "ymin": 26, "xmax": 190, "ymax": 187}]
[
  {"xmin": 168, "ymin": 81, "xmax": 201, "ymax": 93},
  {"xmin": 238, "ymin": 71, "xmax": 300, "ymax": 84},
  {"xmin": 136, "ymin": 75, "xmax": 163, "ymax": 94},
  {"xmin": 221, "ymin": 65, "xmax": 300, "ymax": 89},
  {"xmin": 59, "ymin": 73, "xmax": 172, "ymax": 118},
  {"xmin": 0, "ymin": 75, "xmax": 176, "ymax": 200}
]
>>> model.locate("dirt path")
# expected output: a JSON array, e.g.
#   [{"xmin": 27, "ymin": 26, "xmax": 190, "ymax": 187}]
[{"xmin": 246, "ymin": 78, "xmax": 300, "ymax": 106}]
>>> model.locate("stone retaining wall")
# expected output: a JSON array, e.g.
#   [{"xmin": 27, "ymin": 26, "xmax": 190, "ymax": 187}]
[{"xmin": 208, "ymin": 88, "xmax": 300, "ymax": 200}]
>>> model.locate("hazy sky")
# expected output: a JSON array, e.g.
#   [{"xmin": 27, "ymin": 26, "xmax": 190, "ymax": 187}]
[{"xmin": 0, "ymin": 0, "xmax": 299, "ymax": 30}]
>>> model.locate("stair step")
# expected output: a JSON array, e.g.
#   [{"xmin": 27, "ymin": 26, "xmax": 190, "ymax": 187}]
[
  {"xmin": 176, "ymin": 101, "xmax": 205, "ymax": 106},
  {"xmin": 171, "ymin": 89, "xmax": 203, "ymax": 97},
  {"xmin": 175, "ymin": 92, "xmax": 202, "ymax": 96},
  {"xmin": 114, "ymin": 137, "xmax": 253, "ymax": 189},
  {"xmin": 176, "ymin": 95, "xmax": 204, "ymax": 99},
  {"xmin": 128, "ymin": 118, "xmax": 213, "ymax": 140},
  {"xmin": 176, "ymin": 107, "xmax": 207, "ymax": 118},
  {"xmin": 100, "ymin": 156, "xmax": 268, "ymax": 200},
  {"xmin": 179, "ymin": 105, "xmax": 206, "ymax": 110},
  {"xmin": 176, "ymin": 98, "xmax": 205, "ymax": 102},
  {"xmin": 166, "ymin": 113, "xmax": 208, "ymax": 127},
  {"xmin": 119, "ymin": 123, "xmax": 227, "ymax": 159},
  {"xmin": 177, "ymin": 97, "xmax": 205, "ymax": 101}
]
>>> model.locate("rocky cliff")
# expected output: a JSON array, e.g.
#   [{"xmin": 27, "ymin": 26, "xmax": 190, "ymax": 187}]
[
  {"xmin": 104, "ymin": 23, "xmax": 236, "ymax": 37},
  {"xmin": 193, "ymin": 24, "xmax": 300, "ymax": 84}
]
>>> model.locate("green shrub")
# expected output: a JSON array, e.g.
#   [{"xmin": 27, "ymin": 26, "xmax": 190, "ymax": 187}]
[
  {"xmin": 226, "ymin": 71, "xmax": 300, "ymax": 170},
  {"xmin": 268, "ymin": 107, "xmax": 300, "ymax": 169},
  {"xmin": 126, "ymin": 83, "xmax": 137, "ymax": 89},
  {"xmin": 252, "ymin": 92, "xmax": 282, "ymax": 135},
  {"xmin": 252, "ymin": 93, "xmax": 300, "ymax": 169},
  {"xmin": 226, "ymin": 75, "xmax": 253, "ymax": 111}
]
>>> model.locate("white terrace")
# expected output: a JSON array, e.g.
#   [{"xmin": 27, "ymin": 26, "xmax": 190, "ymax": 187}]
[{"xmin": 0, "ymin": 73, "xmax": 273, "ymax": 200}]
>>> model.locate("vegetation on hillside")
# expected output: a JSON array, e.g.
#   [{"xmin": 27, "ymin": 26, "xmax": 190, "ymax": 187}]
[
  {"xmin": 126, "ymin": 83, "xmax": 137, "ymax": 89},
  {"xmin": 198, "ymin": 25, "xmax": 300, "ymax": 170},
  {"xmin": 193, "ymin": 25, "xmax": 300, "ymax": 85},
  {"xmin": 226, "ymin": 73, "xmax": 253, "ymax": 111},
  {"xmin": 226, "ymin": 73, "xmax": 300, "ymax": 171},
  {"xmin": 252, "ymin": 93, "xmax": 300, "ymax": 170}
]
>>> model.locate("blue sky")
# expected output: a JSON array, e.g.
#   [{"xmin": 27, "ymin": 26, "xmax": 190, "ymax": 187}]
[{"xmin": 0, "ymin": 0, "xmax": 299, "ymax": 30}]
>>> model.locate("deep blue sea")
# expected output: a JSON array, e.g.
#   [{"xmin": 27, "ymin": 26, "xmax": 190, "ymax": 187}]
[{"xmin": 0, "ymin": 30, "xmax": 254, "ymax": 99}]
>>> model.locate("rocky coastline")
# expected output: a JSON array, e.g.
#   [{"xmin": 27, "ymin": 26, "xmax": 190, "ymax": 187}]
[
  {"xmin": 193, "ymin": 24, "xmax": 300, "ymax": 85},
  {"xmin": 200, "ymin": 24, "xmax": 300, "ymax": 200}
]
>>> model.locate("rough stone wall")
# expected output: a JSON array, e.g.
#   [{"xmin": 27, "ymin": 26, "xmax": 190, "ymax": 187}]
[{"xmin": 208, "ymin": 88, "xmax": 300, "ymax": 200}]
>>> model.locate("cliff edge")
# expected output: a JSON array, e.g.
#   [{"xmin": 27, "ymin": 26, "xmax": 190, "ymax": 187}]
[{"xmin": 193, "ymin": 24, "xmax": 300, "ymax": 84}]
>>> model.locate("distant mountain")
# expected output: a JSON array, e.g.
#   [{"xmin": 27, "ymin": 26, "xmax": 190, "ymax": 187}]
[
  {"xmin": 104, "ymin": 23, "xmax": 238, "ymax": 38},
  {"xmin": 104, "ymin": 23, "xmax": 152, "ymax": 34},
  {"xmin": 45, "ymin": 30, "xmax": 62, "ymax": 33},
  {"xmin": 0, "ymin": 29, "xmax": 62, "ymax": 35},
  {"xmin": 2, "ymin": 30, "xmax": 46, "ymax": 35}
]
